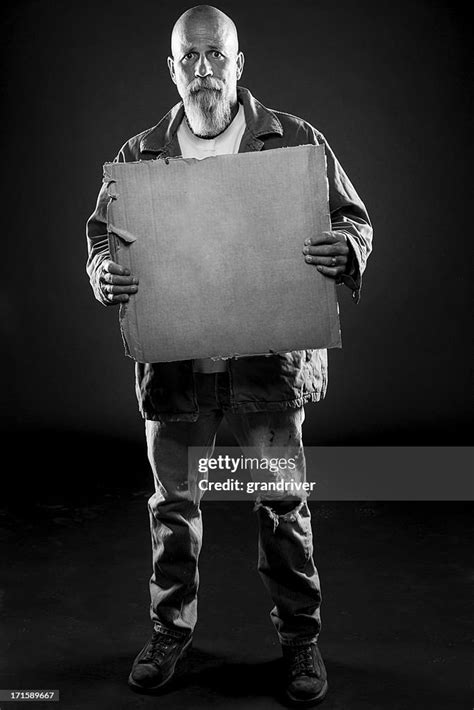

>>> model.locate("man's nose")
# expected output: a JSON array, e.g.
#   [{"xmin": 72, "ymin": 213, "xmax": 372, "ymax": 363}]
[{"xmin": 195, "ymin": 54, "xmax": 213, "ymax": 77}]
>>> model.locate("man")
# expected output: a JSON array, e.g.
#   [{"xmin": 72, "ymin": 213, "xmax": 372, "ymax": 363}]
[{"xmin": 86, "ymin": 5, "xmax": 372, "ymax": 706}]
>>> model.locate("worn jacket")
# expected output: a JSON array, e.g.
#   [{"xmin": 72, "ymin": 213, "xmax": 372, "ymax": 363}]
[{"xmin": 86, "ymin": 86, "xmax": 373, "ymax": 421}]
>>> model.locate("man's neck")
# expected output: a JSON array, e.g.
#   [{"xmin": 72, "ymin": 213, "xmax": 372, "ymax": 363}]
[{"xmin": 228, "ymin": 99, "xmax": 239, "ymax": 123}]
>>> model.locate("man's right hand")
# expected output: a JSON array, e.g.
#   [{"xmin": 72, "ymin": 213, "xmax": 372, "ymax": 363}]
[{"xmin": 99, "ymin": 259, "xmax": 139, "ymax": 304}]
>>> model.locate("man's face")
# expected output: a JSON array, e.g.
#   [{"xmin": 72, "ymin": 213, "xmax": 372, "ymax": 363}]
[{"xmin": 168, "ymin": 16, "xmax": 244, "ymax": 138}]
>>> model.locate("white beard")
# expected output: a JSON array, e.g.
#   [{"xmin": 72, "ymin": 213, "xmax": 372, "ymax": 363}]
[{"xmin": 183, "ymin": 87, "xmax": 232, "ymax": 138}]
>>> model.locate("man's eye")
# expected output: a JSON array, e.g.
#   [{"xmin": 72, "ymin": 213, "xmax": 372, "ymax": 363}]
[
  {"xmin": 212, "ymin": 51, "xmax": 223, "ymax": 58},
  {"xmin": 183, "ymin": 53, "xmax": 194, "ymax": 61}
]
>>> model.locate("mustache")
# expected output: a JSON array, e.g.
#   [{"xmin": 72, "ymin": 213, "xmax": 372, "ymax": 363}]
[{"xmin": 187, "ymin": 77, "xmax": 224, "ymax": 94}]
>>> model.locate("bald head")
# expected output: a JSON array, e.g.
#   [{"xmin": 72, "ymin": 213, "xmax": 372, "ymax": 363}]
[{"xmin": 171, "ymin": 5, "xmax": 239, "ymax": 59}]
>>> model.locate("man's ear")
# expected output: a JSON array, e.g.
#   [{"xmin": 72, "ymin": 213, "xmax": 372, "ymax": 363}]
[
  {"xmin": 236, "ymin": 51, "xmax": 245, "ymax": 81},
  {"xmin": 167, "ymin": 56, "xmax": 177, "ymax": 85}
]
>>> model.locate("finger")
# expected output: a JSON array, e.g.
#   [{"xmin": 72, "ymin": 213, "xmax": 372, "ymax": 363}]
[
  {"xmin": 304, "ymin": 253, "xmax": 348, "ymax": 267},
  {"xmin": 101, "ymin": 272, "xmax": 139, "ymax": 286},
  {"xmin": 102, "ymin": 283, "xmax": 138, "ymax": 295},
  {"xmin": 303, "ymin": 243, "xmax": 349, "ymax": 257},
  {"xmin": 315, "ymin": 264, "xmax": 346, "ymax": 278},
  {"xmin": 304, "ymin": 231, "xmax": 348, "ymax": 247},
  {"xmin": 114, "ymin": 293, "xmax": 130, "ymax": 302},
  {"xmin": 106, "ymin": 292, "xmax": 130, "ymax": 304},
  {"xmin": 102, "ymin": 259, "xmax": 131, "ymax": 277}
]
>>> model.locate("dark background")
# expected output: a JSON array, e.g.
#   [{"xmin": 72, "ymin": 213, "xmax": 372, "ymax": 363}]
[{"xmin": 1, "ymin": 0, "xmax": 472, "ymax": 491}]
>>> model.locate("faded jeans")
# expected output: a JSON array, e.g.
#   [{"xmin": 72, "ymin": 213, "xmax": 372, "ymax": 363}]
[{"xmin": 145, "ymin": 372, "xmax": 322, "ymax": 647}]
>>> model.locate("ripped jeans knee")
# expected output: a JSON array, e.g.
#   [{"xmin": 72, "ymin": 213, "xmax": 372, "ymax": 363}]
[{"xmin": 253, "ymin": 496, "xmax": 307, "ymax": 532}]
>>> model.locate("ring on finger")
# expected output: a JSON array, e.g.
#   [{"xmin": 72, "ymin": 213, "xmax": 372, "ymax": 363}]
[{"xmin": 330, "ymin": 256, "xmax": 337, "ymax": 266}]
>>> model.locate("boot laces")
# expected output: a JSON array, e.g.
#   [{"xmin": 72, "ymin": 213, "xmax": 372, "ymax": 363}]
[
  {"xmin": 290, "ymin": 644, "xmax": 319, "ymax": 678},
  {"xmin": 142, "ymin": 630, "xmax": 176, "ymax": 663}
]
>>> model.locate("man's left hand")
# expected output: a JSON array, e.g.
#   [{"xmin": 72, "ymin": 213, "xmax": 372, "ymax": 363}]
[{"xmin": 302, "ymin": 231, "xmax": 350, "ymax": 278}]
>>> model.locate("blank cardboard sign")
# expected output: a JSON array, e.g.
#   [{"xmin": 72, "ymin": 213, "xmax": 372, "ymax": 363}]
[{"xmin": 104, "ymin": 144, "xmax": 341, "ymax": 363}]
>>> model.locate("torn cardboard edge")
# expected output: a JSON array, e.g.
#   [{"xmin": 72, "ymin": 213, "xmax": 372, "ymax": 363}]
[{"xmin": 103, "ymin": 143, "xmax": 328, "ymax": 172}]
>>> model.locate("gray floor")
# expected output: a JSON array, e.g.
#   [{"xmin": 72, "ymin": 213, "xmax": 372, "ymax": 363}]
[{"xmin": 1, "ymin": 479, "xmax": 472, "ymax": 709}]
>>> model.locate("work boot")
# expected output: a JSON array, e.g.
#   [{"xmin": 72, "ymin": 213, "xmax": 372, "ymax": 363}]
[
  {"xmin": 128, "ymin": 627, "xmax": 192, "ymax": 693},
  {"xmin": 282, "ymin": 642, "xmax": 328, "ymax": 706}
]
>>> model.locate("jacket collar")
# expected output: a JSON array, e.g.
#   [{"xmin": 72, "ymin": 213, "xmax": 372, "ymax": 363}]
[{"xmin": 139, "ymin": 86, "xmax": 283, "ymax": 155}]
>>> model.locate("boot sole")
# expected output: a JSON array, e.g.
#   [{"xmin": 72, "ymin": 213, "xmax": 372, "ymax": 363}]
[
  {"xmin": 284, "ymin": 679, "xmax": 328, "ymax": 707},
  {"xmin": 127, "ymin": 637, "xmax": 193, "ymax": 694}
]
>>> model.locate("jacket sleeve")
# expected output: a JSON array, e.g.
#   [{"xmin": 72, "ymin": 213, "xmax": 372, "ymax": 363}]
[
  {"xmin": 309, "ymin": 128, "xmax": 373, "ymax": 303},
  {"xmin": 85, "ymin": 144, "xmax": 131, "ymax": 306}
]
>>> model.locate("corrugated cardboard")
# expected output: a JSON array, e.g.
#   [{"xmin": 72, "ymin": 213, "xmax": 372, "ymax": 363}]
[{"xmin": 104, "ymin": 144, "xmax": 341, "ymax": 363}]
